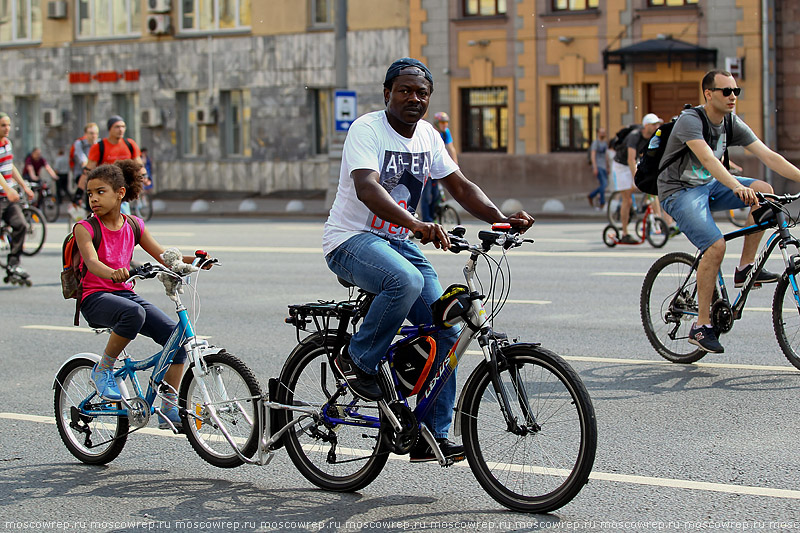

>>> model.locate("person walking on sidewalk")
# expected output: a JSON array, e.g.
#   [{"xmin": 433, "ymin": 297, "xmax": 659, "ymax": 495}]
[
  {"xmin": 323, "ymin": 57, "xmax": 533, "ymax": 463},
  {"xmin": 587, "ymin": 127, "xmax": 608, "ymax": 209}
]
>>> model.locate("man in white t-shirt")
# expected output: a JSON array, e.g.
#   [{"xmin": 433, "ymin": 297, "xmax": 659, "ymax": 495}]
[{"xmin": 323, "ymin": 58, "xmax": 534, "ymax": 463}]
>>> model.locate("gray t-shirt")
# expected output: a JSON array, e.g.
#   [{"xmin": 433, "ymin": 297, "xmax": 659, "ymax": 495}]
[
  {"xmin": 658, "ymin": 107, "xmax": 757, "ymax": 199},
  {"xmin": 590, "ymin": 139, "xmax": 608, "ymax": 171}
]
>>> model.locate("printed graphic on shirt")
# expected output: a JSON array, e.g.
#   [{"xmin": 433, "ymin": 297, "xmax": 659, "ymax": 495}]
[
  {"xmin": 687, "ymin": 131, "xmax": 726, "ymax": 182},
  {"xmin": 368, "ymin": 150, "xmax": 430, "ymax": 237}
]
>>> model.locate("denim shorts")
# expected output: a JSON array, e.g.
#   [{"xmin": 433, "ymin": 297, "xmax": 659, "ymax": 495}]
[{"xmin": 661, "ymin": 177, "xmax": 756, "ymax": 252}]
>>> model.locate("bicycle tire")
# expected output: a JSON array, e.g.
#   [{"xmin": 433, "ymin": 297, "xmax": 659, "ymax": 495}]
[
  {"xmin": 645, "ymin": 217, "xmax": 669, "ymax": 248},
  {"xmin": 54, "ymin": 357, "xmax": 129, "ymax": 465},
  {"xmin": 179, "ymin": 351, "xmax": 262, "ymax": 468},
  {"xmin": 438, "ymin": 205, "xmax": 461, "ymax": 228},
  {"xmin": 42, "ymin": 194, "xmax": 60, "ymax": 223},
  {"xmin": 460, "ymin": 344, "xmax": 597, "ymax": 513},
  {"xmin": 727, "ymin": 208, "xmax": 749, "ymax": 228},
  {"xmin": 276, "ymin": 332, "xmax": 389, "ymax": 492},
  {"xmin": 602, "ymin": 224, "xmax": 618, "ymax": 247},
  {"xmin": 640, "ymin": 252, "xmax": 709, "ymax": 363},
  {"xmin": 607, "ymin": 191, "xmax": 622, "ymax": 226},
  {"xmin": 20, "ymin": 207, "xmax": 46, "ymax": 256},
  {"xmin": 772, "ymin": 272, "xmax": 800, "ymax": 370},
  {"xmin": 134, "ymin": 194, "xmax": 153, "ymax": 222}
]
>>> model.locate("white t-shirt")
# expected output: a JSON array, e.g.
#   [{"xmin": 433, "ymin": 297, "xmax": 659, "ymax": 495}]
[{"xmin": 322, "ymin": 111, "xmax": 459, "ymax": 256}]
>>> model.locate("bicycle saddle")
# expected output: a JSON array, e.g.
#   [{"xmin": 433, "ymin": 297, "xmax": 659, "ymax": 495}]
[{"xmin": 337, "ymin": 276, "xmax": 354, "ymax": 288}]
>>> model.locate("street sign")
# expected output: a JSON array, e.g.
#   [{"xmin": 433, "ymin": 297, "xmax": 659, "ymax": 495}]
[{"xmin": 334, "ymin": 90, "xmax": 357, "ymax": 132}]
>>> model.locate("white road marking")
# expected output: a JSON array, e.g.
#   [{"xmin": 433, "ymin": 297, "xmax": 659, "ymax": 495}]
[{"xmin": 6, "ymin": 411, "xmax": 798, "ymax": 499}]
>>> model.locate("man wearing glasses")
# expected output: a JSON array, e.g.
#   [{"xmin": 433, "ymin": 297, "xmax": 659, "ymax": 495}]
[{"xmin": 658, "ymin": 69, "xmax": 800, "ymax": 354}]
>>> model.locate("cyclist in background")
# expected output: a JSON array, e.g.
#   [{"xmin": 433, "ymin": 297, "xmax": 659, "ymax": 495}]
[
  {"xmin": 69, "ymin": 122, "xmax": 100, "ymax": 221},
  {"xmin": 324, "ymin": 57, "xmax": 533, "ymax": 463},
  {"xmin": 420, "ymin": 111, "xmax": 458, "ymax": 222},
  {"xmin": 0, "ymin": 112, "xmax": 35, "ymax": 281},
  {"xmin": 84, "ymin": 115, "xmax": 142, "ymax": 216}
]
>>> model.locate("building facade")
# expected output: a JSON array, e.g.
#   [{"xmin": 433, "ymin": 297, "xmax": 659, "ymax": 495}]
[{"xmin": 1, "ymin": 0, "xmax": 796, "ymax": 199}]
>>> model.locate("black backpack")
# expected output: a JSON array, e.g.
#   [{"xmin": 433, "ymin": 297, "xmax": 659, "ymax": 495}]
[
  {"xmin": 609, "ymin": 124, "xmax": 640, "ymax": 152},
  {"xmin": 634, "ymin": 106, "xmax": 732, "ymax": 195},
  {"xmin": 96, "ymin": 137, "xmax": 135, "ymax": 165}
]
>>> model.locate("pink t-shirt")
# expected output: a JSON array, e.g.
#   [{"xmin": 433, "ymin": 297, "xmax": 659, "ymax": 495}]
[{"xmin": 78, "ymin": 216, "xmax": 144, "ymax": 300}]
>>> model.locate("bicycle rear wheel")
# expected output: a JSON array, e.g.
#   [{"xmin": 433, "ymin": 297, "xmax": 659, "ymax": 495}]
[
  {"xmin": 42, "ymin": 193, "xmax": 60, "ymax": 223},
  {"xmin": 460, "ymin": 345, "xmax": 596, "ymax": 513},
  {"xmin": 276, "ymin": 332, "xmax": 389, "ymax": 492},
  {"xmin": 179, "ymin": 351, "xmax": 262, "ymax": 468},
  {"xmin": 640, "ymin": 252, "xmax": 708, "ymax": 363},
  {"xmin": 20, "ymin": 207, "xmax": 46, "ymax": 256},
  {"xmin": 134, "ymin": 194, "xmax": 153, "ymax": 222},
  {"xmin": 772, "ymin": 272, "xmax": 800, "ymax": 370},
  {"xmin": 438, "ymin": 204, "xmax": 461, "ymax": 228},
  {"xmin": 54, "ymin": 358, "xmax": 129, "ymax": 464},
  {"xmin": 644, "ymin": 216, "xmax": 669, "ymax": 248}
]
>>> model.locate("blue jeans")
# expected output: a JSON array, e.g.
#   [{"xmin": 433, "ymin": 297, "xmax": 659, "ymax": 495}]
[
  {"xmin": 325, "ymin": 232, "xmax": 460, "ymax": 438},
  {"xmin": 661, "ymin": 177, "xmax": 755, "ymax": 252},
  {"xmin": 81, "ymin": 290, "xmax": 187, "ymax": 364},
  {"xmin": 588, "ymin": 168, "xmax": 607, "ymax": 206},
  {"xmin": 420, "ymin": 180, "xmax": 438, "ymax": 222}
]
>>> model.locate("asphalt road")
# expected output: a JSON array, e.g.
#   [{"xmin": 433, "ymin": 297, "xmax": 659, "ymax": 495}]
[{"xmin": 1, "ymin": 217, "xmax": 799, "ymax": 532}]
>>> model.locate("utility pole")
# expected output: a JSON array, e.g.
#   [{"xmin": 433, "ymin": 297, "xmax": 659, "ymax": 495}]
[{"xmin": 326, "ymin": 0, "xmax": 348, "ymax": 209}]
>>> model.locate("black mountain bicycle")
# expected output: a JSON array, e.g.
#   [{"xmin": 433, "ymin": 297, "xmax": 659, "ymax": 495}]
[{"xmin": 641, "ymin": 192, "xmax": 800, "ymax": 369}]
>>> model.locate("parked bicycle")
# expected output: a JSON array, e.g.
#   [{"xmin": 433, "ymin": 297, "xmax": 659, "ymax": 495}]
[
  {"xmin": 275, "ymin": 224, "xmax": 597, "ymax": 513},
  {"xmin": 603, "ymin": 194, "xmax": 669, "ymax": 248},
  {"xmin": 29, "ymin": 179, "xmax": 60, "ymax": 223},
  {"xmin": 54, "ymin": 254, "xmax": 264, "ymax": 467},
  {"xmin": 640, "ymin": 192, "xmax": 800, "ymax": 369},
  {"xmin": 0, "ymin": 191, "xmax": 46, "ymax": 257}
]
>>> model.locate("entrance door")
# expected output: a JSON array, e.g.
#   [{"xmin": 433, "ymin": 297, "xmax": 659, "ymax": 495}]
[{"xmin": 647, "ymin": 83, "xmax": 698, "ymax": 122}]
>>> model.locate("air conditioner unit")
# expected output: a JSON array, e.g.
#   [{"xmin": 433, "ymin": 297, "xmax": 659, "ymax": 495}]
[
  {"xmin": 195, "ymin": 106, "xmax": 216, "ymax": 125},
  {"xmin": 43, "ymin": 108, "xmax": 63, "ymax": 127},
  {"xmin": 147, "ymin": 0, "xmax": 171, "ymax": 13},
  {"xmin": 146, "ymin": 14, "xmax": 171, "ymax": 35},
  {"xmin": 47, "ymin": 0, "xmax": 67, "ymax": 19},
  {"xmin": 140, "ymin": 107, "xmax": 162, "ymax": 127}
]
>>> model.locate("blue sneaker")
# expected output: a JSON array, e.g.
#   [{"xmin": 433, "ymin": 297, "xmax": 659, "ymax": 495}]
[
  {"xmin": 689, "ymin": 324, "xmax": 724, "ymax": 354},
  {"xmin": 90, "ymin": 365, "xmax": 122, "ymax": 401},
  {"xmin": 158, "ymin": 406, "xmax": 184, "ymax": 432}
]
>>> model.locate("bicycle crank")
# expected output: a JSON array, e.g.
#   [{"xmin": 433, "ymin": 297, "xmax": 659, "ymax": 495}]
[
  {"xmin": 124, "ymin": 397, "xmax": 151, "ymax": 429},
  {"xmin": 711, "ymin": 299, "xmax": 734, "ymax": 334},
  {"xmin": 380, "ymin": 402, "xmax": 418, "ymax": 454}
]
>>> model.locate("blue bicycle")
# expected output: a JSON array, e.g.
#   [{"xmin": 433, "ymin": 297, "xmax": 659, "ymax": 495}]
[
  {"xmin": 274, "ymin": 225, "xmax": 597, "ymax": 513},
  {"xmin": 53, "ymin": 253, "xmax": 263, "ymax": 467}
]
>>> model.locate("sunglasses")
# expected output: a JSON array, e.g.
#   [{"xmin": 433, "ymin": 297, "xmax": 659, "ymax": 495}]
[{"xmin": 710, "ymin": 87, "xmax": 741, "ymax": 97}]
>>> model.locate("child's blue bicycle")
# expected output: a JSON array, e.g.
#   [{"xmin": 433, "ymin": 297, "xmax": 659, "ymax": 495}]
[
  {"xmin": 53, "ymin": 253, "xmax": 264, "ymax": 468},
  {"xmin": 273, "ymin": 224, "xmax": 597, "ymax": 513}
]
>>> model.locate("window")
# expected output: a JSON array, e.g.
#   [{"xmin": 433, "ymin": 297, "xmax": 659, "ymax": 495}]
[
  {"xmin": 72, "ymin": 94, "xmax": 97, "ymax": 137},
  {"xmin": 463, "ymin": 0, "xmax": 506, "ymax": 17},
  {"xmin": 552, "ymin": 0, "xmax": 598, "ymax": 10},
  {"xmin": 76, "ymin": 0, "xmax": 140, "ymax": 39},
  {"xmin": 220, "ymin": 89, "xmax": 250, "ymax": 157},
  {"xmin": 461, "ymin": 87, "xmax": 508, "ymax": 153},
  {"xmin": 311, "ymin": 88, "xmax": 331, "ymax": 155},
  {"xmin": 177, "ymin": 91, "xmax": 214, "ymax": 158},
  {"xmin": 0, "ymin": 0, "xmax": 42, "ymax": 44},
  {"xmin": 552, "ymin": 85, "xmax": 599, "ymax": 152},
  {"xmin": 648, "ymin": 0, "xmax": 698, "ymax": 5},
  {"xmin": 180, "ymin": 0, "xmax": 251, "ymax": 32},
  {"xmin": 310, "ymin": 0, "xmax": 333, "ymax": 27},
  {"xmin": 111, "ymin": 92, "xmax": 139, "ymax": 143},
  {"xmin": 13, "ymin": 96, "xmax": 39, "ymax": 159}
]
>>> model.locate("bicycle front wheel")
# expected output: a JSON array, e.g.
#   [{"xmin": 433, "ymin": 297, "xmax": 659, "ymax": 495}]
[
  {"xmin": 439, "ymin": 204, "xmax": 461, "ymax": 228},
  {"xmin": 641, "ymin": 252, "xmax": 708, "ymax": 363},
  {"xmin": 54, "ymin": 358, "xmax": 129, "ymax": 464},
  {"xmin": 460, "ymin": 344, "xmax": 597, "ymax": 513},
  {"xmin": 772, "ymin": 272, "xmax": 800, "ymax": 370},
  {"xmin": 645, "ymin": 216, "xmax": 669, "ymax": 248},
  {"xmin": 276, "ymin": 332, "xmax": 389, "ymax": 492},
  {"xmin": 20, "ymin": 207, "xmax": 46, "ymax": 256},
  {"xmin": 42, "ymin": 194, "xmax": 60, "ymax": 223},
  {"xmin": 179, "ymin": 351, "xmax": 262, "ymax": 468}
]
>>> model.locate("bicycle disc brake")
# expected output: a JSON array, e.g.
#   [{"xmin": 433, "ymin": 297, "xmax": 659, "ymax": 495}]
[
  {"xmin": 711, "ymin": 299, "xmax": 734, "ymax": 334},
  {"xmin": 380, "ymin": 402, "xmax": 418, "ymax": 455},
  {"xmin": 125, "ymin": 397, "xmax": 150, "ymax": 429}
]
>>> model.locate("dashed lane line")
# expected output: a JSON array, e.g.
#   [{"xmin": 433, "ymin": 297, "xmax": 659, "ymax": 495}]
[{"xmin": 4, "ymin": 411, "xmax": 799, "ymax": 499}]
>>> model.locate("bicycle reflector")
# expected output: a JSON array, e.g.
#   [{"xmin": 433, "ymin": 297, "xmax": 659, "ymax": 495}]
[{"xmin": 432, "ymin": 284, "xmax": 472, "ymax": 328}]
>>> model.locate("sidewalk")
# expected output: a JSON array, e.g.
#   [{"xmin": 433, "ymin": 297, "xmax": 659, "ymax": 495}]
[{"xmin": 149, "ymin": 193, "xmax": 610, "ymax": 221}]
